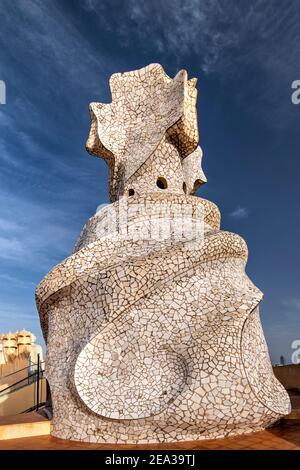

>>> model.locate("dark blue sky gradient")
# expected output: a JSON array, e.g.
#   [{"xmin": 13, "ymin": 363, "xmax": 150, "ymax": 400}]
[{"xmin": 0, "ymin": 0, "xmax": 299, "ymax": 363}]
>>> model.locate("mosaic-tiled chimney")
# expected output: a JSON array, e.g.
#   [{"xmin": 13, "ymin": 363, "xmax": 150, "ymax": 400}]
[{"xmin": 36, "ymin": 64, "xmax": 290, "ymax": 443}]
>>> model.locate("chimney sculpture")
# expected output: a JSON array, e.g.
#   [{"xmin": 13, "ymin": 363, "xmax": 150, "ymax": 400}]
[{"xmin": 36, "ymin": 64, "xmax": 290, "ymax": 443}]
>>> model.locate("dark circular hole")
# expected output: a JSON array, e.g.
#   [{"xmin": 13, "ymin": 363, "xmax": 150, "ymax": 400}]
[
  {"xmin": 183, "ymin": 182, "xmax": 187, "ymax": 194},
  {"xmin": 128, "ymin": 188, "xmax": 135, "ymax": 196},
  {"xmin": 156, "ymin": 177, "xmax": 168, "ymax": 189}
]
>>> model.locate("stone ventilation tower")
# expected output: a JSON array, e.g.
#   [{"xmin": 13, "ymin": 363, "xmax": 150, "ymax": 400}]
[
  {"xmin": 36, "ymin": 64, "xmax": 290, "ymax": 443},
  {"xmin": 0, "ymin": 330, "xmax": 43, "ymax": 381}
]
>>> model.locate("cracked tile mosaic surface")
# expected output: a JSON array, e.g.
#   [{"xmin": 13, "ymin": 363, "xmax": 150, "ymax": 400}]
[{"xmin": 36, "ymin": 63, "xmax": 290, "ymax": 443}]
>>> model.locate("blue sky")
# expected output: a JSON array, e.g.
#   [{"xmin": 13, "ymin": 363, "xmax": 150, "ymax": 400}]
[{"xmin": 0, "ymin": 0, "xmax": 299, "ymax": 364}]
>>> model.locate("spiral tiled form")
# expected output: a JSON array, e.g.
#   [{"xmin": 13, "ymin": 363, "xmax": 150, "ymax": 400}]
[{"xmin": 36, "ymin": 64, "xmax": 290, "ymax": 443}]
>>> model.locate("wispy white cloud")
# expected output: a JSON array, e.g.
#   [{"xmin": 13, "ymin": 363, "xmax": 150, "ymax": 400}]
[
  {"xmin": 0, "ymin": 302, "xmax": 36, "ymax": 320},
  {"xmin": 0, "ymin": 218, "xmax": 22, "ymax": 232},
  {"xmin": 82, "ymin": 0, "xmax": 300, "ymax": 129},
  {"xmin": 0, "ymin": 125, "xmax": 97, "ymax": 189},
  {"xmin": 0, "ymin": 190, "xmax": 77, "ymax": 268},
  {"xmin": 0, "ymin": 237, "xmax": 26, "ymax": 261},
  {"xmin": 82, "ymin": 0, "xmax": 299, "ymax": 72},
  {"xmin": 0, "ymin": 0, "xmax": 111, "ymax": 219},
  {"xmin": 282, "ymin": 298, "xmax": 300, "ymax": 311},
  {"xmin": 1, "ymin": 0, "xmax": 106, "ymax": 94},
  {"xmin": 0, "ymin": 273, "xmax": 35, "ymax": 289},
  {"xmin": 229, "ymin": 206, "xmax": 248, "ymax": 219},
  {"xmin": 0, "ymin": 0, "xmax": 113, "ymax": 170}
]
